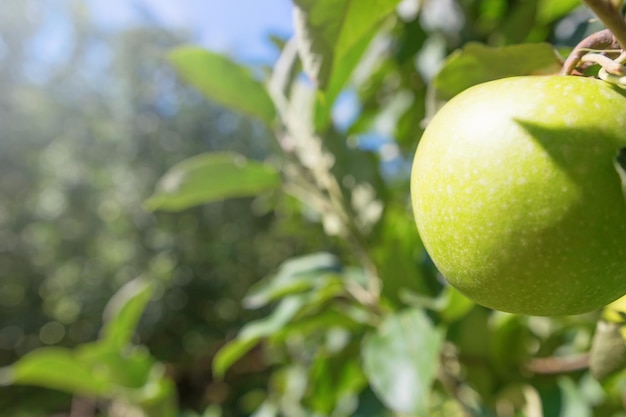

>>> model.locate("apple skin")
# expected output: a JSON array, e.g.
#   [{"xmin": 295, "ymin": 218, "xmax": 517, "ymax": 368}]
[{"xmin": 411, "ymin": 76, "xmax": 626, "ymax": 316}]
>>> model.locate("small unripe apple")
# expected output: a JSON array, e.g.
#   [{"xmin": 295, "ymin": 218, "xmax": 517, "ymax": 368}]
[{"xmin": 411, "ymin": 76, "xmax": 626, "ymax": 316}]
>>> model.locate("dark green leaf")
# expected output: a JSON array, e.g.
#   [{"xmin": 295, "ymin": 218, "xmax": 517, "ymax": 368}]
[
  {"xmin": 371, "ymin": 205, "xmax": 430, "ymax": 306},
  {"xmin": 213, "ymin": 295, "xmax": 307, "ymax": 378},
  {"xmin": 293, "ymin": 0, "xmax": 402, "ymax": 105},
  {"xmin": 353, "ymin": 387, "xmax": 394, "ymax": 417},
  {"xmin": 169, "ymin": 47, "xmax": 276, "ymax": 125},
  {"xmin": 429, "ymin": 42, "xmax": 561, "ymax": 115},
  {"xmin": 144, "ymin": 152, "xmax": 280, "ymax": 212},
  {"xmin": 540, "ymin": 377, "xmax": 592, "ymax": 417},
  {"xmin": 362, "ymin": 308, "xmax": 444, "ymax": 416},
  {"xmin": 100, "ymin": 278, "xmax": 153, "ymax": 349},
  {"xmin": 307, "ymin": 342, "xmax": 367, "ymax": 414}
]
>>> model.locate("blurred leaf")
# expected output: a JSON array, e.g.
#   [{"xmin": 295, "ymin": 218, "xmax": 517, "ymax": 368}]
[
  {"xmin": 293, "ymin": 0, "xmax": 402, "ymax": 105},
  {"xmin": 537, "ymin": 0, "xmax": 581, "ymax": 24},
  {"xmin": 489, "ymin": 313, "xmax": 529, "ymax": 379},
  {"xmin": 272, "ymin": 307, "xmax": 366, "ymax": 343},
  {"xmin": 213, "ymin": 295, "xmax": 307, "ymax": 378},
  {"xmin": 250, "ymin": 401, "xmax": 279, "ymax": 417},
  {"xmin": 145, "ymin": 152, "xmax": 280, "ymax": 212},
  {"xmin": 429, "ymin": 42, "xmax": 561, "ymax": 117},
  {"xmin": 307, "ymin": 342, "xmax": 367, "ymax": 414},
  {"xmin": 0, "ymin": 348, "xmax": 113, "ymax": 396},
  {"xmin": 362, "ymin": 308, "xmax": 444, "ymax": 416},
  {"xmin": 244, "ymin": 252, "xmax": 341, "ymax": 309},
  {"xmin": 101, "ymin": 278, "xmax": 153, "ymax": 349},
  {"xmin": 438, "ymin": 286, "xmax": 475, "ymax": 323},
  {"xmin": 169, "ymin": 47, "xmax": 276, "ymax": 124},
  {"xmin": 371, "ymin": 205, "xmax": 430, "ymax": 305},
  {"xmin": 501, "ymin": 0, "xmax": 539, "ymax": 43},
  {"xmin": 138, "ymin": 377, "xmax": 178, "ymax": 417},
  {"xmin": 602, "ymin": 293, "xmax": 626, "ymax": 324},
  {"xmin": 590, "ymin": 321, "xmax": 626, "ymax": 381},
  {"xmin": 541, "ymin": 377, "xmax": 593, "ymax": 417},
  {"xmin": 76, "ymin": 343, "xmax": 155, "ymax": 389},
  {"xmin": 313, "ymin": 34, "xmax": 374, "ymax": 130},
  {"xmin": 353, "ymin": 387, "xmax": 395, "ymax": 417}
]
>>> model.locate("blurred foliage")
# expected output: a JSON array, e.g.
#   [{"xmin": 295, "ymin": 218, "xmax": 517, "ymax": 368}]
[
  {"xmin": 4, "ymin": 0, "xmax": 626, "ymax": 416},
  {"xmin": 0, "ymin": 0, "xmax": 330, "ymax": 415}
]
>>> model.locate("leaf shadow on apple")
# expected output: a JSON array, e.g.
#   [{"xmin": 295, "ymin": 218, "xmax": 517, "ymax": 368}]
[{"xmin": 506, "ymin": 119, "xmax": 626, "ymax": 313}]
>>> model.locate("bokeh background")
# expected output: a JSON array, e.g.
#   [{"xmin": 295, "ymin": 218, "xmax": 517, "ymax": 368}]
[{"xmin": 0, "ymin": 1, "xmax": 317, "ymax": 415}]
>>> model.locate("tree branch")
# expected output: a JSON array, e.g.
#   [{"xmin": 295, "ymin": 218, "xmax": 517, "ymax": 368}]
[
  {"xmin": 560, "ymin": 29, "xmax": 621, "ymax": 74},
  {"xmin": 583, "ymin": 0, "xmax": 626, "ymax": 50}
]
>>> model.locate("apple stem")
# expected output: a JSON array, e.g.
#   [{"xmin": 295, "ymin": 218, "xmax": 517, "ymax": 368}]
[
  {"xmin": 561, "ymin": 1, "xmax": 626, "ymax": 75},
  {"xmin": 560, "ymin": 29, "xmax": 622, "ymax": 74}
]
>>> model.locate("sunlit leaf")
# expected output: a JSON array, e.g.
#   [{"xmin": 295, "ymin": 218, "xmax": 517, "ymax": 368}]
[
  {"xmin": 145, "ymin": 152, "xmax": 280, "ymax": 212},
  {"xmin": 0, "ymin": 348, "xmax": 113, "ymax": 396},
  {"xmin": 293, "ymin": 0, "xmax": 402, "ymax": 106},
  {"xmin": 169, "ymin": 47, "xmax": 276, "ymax": 125},
  {"xmin": 362, "ymin": 308, "xmax": 444, "ymax": 416},
  {"xmin": 244, "ymin": 252, "xmax": 342, "ymax": 308},
  {"xmin": 537, "ymin": 0, "xmax": 581, "ymax": 24},
  {"xmin": 100, "ymin": 278, "xmax": 153, "ymax": 349},
  {"xmin": 76, "ymin": 342, "xmax": 155, "ymax": 389},
  {"xmin": 250, "ymin": 401, "xmax": 279, "ymax": 417}
]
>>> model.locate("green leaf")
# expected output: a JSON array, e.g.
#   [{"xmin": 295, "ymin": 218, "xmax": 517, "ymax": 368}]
[
  {"xmin": 537, "ymin": 0, "xmax": 581, "ymax": 24},
  {"xmin": 313, "ymin": 34, "xmax": 374, "ymax": 130},
  {"xmin": 101, "ymin": 278, "xmax": 153, "ymax": 349},
  {"xmin": 371, "ymin": 204, "xmax": 430, "ymax": 305},
  {"xmin": 430, "ymin": 42, "xmax": 561, "ymax": 108},
  {"xmin": 250, "ymin": 401, "xmax": 279, "ymax": 417},
  {"xmin": 213, "ymin": 295, "xmax": 307, "ymax": 378},
  {"xmin": 438, "ymin": 286, "xmax": 475, "ymax": 323},
  {"xmin": 307, "ymin": 342, "xmax": 367, "ymax": 415},
  {"xmin": 0, "ymin": 348, "xmax": 113, "ymax": 396},
  {"xmin": 540, "ymin": 377, "xmax": 593, "ymax": 417},
  {"xmin": 76, "ymin": 342, "xmax": 155, "ymax": 389},
  {"xmin": 362, "ymin": 308, "xmax": 444, "ymax": 416},
  {"xmin": 135, "ymin": 376, "xmax": 178, "ymax": 417},
  {"xmin": 244, "ymin": 252, "xmax": 341, "ymax": 308},
  {"xmin": 293, "ymin": 0, "xmax": 402, "ymax": 105},
  {"xmin": 168, "ymin": 46, "xmax": 276, "ymax": 125},
  {"xmin": 144, "ymin": 152, "xmax": 280, "ymax": 212}
]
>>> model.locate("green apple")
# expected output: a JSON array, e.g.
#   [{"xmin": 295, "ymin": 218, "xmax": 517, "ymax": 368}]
[{"xmin": 411, "ymin": 75, "xmax": 626, "ymax": 316}]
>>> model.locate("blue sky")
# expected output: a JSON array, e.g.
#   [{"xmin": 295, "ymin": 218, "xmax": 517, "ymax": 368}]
[{"xmin": 86, "ymin": 0, "xmax": 295, "ymax": 63}]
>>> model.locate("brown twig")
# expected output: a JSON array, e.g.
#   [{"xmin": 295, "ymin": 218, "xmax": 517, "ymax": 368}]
[
  {"xmin": 583, "ymin": 0, "xmax": 626, "ymax": 50},
  {"xmin": 561, "ymin": 1, "xmax": 626, "ymax": 75},
  {"xmin": 560, "ymin": 29, "xmax": 621, "ymax": 75},
  {"xmin": 525, "ymin": 353, "xmax": 590, "ymax": 374}
]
